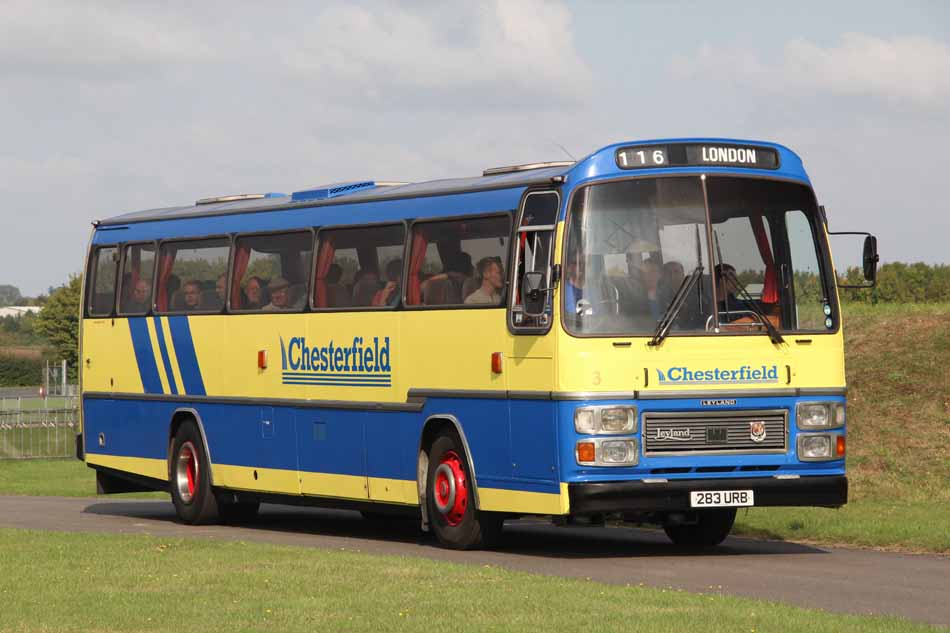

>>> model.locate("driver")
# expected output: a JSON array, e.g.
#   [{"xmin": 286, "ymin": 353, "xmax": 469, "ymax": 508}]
[{"xmin": 715, "ymin": 263, "xmax": 755, "ymax": 320}]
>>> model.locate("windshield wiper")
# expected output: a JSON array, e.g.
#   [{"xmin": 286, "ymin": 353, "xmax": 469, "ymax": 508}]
[
  {"xmin": 723, "ymin": 268, "xmax": 785, "ymax": 345},
  {"xmin": 649, "ymin": 266, "xmax": 703, "ymax": 347}
]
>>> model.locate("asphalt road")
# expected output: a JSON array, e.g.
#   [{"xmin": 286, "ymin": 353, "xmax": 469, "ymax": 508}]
[{"xmin": 1, "ymin": 496, "xmax": 947, "ymax": 626}]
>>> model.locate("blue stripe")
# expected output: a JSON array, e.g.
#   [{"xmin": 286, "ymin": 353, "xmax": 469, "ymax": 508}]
[
  {"xmin": 127, "ymin": 318, "xmax": 163, "ymax": 394},
  {"xmin": 283, "ymin": 379, "xmax": 392, "ymax": 385},
  {"xmin": 152, "ymin": 317, "xmax": 178, "ymax": 395},
  {"xmin": 167, "ymin": 316, "xmax": 206, "ymax": 395}
]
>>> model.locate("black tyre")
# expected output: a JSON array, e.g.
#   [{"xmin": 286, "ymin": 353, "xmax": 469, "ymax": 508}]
[
  {"xmin": 663, "ymin": 508, "xmax": 737, "ymax": 547},
  {"xmin": 426, "ymin": 433, "xmax": 503, "ymax": 550},
  {"xmin": 169, "ymin": 421, "xmax": 219, "ymax": 525},
  {"xmin": 218, "ymin": 499, "xmax": 260, "ymax": 524}
]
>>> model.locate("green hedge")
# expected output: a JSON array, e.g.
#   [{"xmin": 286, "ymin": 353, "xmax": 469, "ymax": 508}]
[
  {"xmin": 0, "ymin": 354, "xmax": 43, "ymax": 387},
  {"xmin": 840, "ymin": 262, "xmax": 950, "ymax": 304}
]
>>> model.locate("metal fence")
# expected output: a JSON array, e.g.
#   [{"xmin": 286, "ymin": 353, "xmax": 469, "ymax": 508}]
[{"xmin": 0, "ymin": 395, "xmax": 79, "ymax": 459}]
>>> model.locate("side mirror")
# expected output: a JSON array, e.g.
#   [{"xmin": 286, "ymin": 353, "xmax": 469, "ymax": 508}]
[
  {"xmin": 828, "ymin": 231, "xmax": 879, "ymax": 288},
  {"xmin": 522, "ymin": 271, "xmax": 546, "ymax": 316},
  {"xmin": 862, "ymin": 235, "xmax": 879, "ymax": 283}
]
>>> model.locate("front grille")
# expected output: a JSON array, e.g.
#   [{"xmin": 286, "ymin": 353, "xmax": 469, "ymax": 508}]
[{"xmin": 643, "ymin": 410, "xmax": 786, "ymax": 455}]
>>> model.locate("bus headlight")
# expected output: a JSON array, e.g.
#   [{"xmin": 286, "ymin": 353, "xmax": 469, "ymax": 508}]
[
  {"xmin": 574, "ymin": 406, "xmax": 637, "ymax": 435},
  {"xmin": 796, "ymin": 402, "xmax": 845, "ymax": 430},
  {"xmin": 797, "ymin": 433, "xmax": 845, "ymax": 461},
  {"xmin": 576, "ymin": 438, "xmax": 639, "ymax": 467}
]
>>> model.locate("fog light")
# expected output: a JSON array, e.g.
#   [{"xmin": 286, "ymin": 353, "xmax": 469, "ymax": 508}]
[
  {"xmin": 798, "ymin": 434, "xmax": 832, "ymax": 460},
  {"xmin": 601, "ymin": 440, "xmax": 637, "ymax": 464}
]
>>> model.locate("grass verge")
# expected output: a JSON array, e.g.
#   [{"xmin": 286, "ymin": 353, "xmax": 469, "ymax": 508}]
[
  {"xmin": 733, "ymin": 303, "xmax": 950, "ymax": 553},
  {"xmin": 0, "ymin": 458, "xmax": 163, "ymax": 498},
  {"xmin": 0, "ymin": 528, "xmax": 940, "ymax": 633}
]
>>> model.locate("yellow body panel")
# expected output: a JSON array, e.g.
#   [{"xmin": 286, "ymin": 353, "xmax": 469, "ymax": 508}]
[
  {"xmin": 478, "ymin": 483, "xmax": 570, "ymax": 515},
  {"xmin": 81, "ymin": 319, "xmax": 144, "ymax": 394},
  {"xmin": 213, "ymin": 464, "xmax": 301, "ymax": 495}
]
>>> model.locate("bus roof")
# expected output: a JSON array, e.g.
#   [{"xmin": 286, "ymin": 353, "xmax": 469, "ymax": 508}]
[{"xmin": 96, "ymin": 137, "xmax": 808, "ymax": 231}]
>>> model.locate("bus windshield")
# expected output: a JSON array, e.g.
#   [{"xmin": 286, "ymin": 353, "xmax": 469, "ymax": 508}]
[{"xmin": 564, "ymin": 175, "xmax": 834, "ymax": 337}]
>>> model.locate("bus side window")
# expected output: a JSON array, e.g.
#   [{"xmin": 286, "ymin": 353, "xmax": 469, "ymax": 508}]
[
  {"xmin": 510, "ymin": 191, "xmax": 558, "ymax": 330},
  {"xmin": 231, "ymin": 231, "xmax": 314, "ymax": 312},
  {"xmin": 87, "ymin": 246, "xmax": 119, "ymax": 318},
  {"xmin": 313, "ymin": 224, "xmax": 405, "ymax": 310},
  {"xmin": 406, "ymin": 215, "xmax": 511, "ymax": 308},
  {"xmin": 155, "ymin": 238, "xmax": 230, "ymax": 314},
  {"xmin": 117, "ymin": 243, "xmax": 156, "ymax": 315}
]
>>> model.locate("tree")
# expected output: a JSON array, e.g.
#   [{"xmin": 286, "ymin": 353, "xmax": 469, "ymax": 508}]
[
  {"xmin": 0, "ymin": 284, "xmax": 22, "ymax": 307},
  {"xmin": 34, "ymin": 275, "xmax": 82, "ymax": 372}
]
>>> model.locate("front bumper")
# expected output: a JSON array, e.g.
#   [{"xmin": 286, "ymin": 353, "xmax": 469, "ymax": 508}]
[{"xmin": 568, "ymin": 475, "xmax": 847, "ymax": 515}]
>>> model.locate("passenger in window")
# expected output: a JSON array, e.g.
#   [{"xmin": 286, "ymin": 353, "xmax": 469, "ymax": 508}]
[
  {"xmin": 326, "ymin": 264, "xmax": 350, "ymax": 307},
  {"xmin": 263, "ymin": 277, "xmax": 291, "ymax": 312},
  {"xmin": 464, "ymin": 257, "xmax": 504, "ymax": 305},
  {"xmin": 244, "ymin": 276, "xmax": 266, "ymax": 309},
  {"xmin": 715, "ymin": 263, "xmax": 755, "ymax": 319},
  {"xmin": 564, "ymin": 250, "xmax": 615, "ymax": 319},
  {"xmin": 372, "ymin": 259, "xmax": 403, "ymax": 307},
  {"xmin": 215, "ymin": 274, "xmax": 228, "ymax": 307},
  {"xmin": 352, "ymin": 268, "xmax": 381, "ymax": 306},
  {"xmin": 126, "ymin": 279, "xmax": 151, "ymax": 313},
  {"xmin": 182, "ymin": 280, "xmax": 203, "ymax": 311},
  {"xmin": 263, "ymin": 277, "xmax": 292, "ymax": 311},
  {"xmin": 421, "ymin": 252, "xmax": 470, "ymax": 305},
  {"xmin": 638, "ymin": 258, "xmax": 662, "ymax": 321}
]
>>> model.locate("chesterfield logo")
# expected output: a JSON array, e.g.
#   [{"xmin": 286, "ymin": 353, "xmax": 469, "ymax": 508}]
[
  {"xmin": 279, "ymin": 335, "xmax": 392, "ymax": 387},
  {"xmin": 656, "ymin": 365, "xmax": 779, "ymax": 385}
]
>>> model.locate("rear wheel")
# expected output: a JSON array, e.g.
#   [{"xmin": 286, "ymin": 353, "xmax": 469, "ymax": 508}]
[
  {"xmin": 426, "ymin": 433, "xmax": 502, "ymax": 550},
  {"xmin": 170, "ymin": 421, "xmax": 219, "ymax": 525},
  {"xmin": 663, "ymin": 508, "xmax": 736, "ymax": 547}
]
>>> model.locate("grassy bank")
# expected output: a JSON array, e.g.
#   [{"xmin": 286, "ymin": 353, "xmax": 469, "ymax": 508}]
[
  {"xmin": 0, "ymin": 529, "xmax": 938, "ymax": 633},
  {"xmin": 734, "ymin": 303, "xmax": 950, "ymax": 552}
]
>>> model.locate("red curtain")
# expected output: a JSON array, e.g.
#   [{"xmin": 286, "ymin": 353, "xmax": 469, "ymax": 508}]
[
  {"xmin": 406, "ymin": 229, "xmax": 428, "ymax": 305},
  {"xmin": 313, "ymin": 236, "xmax": 336, "ymax": 308},
  {"xmin": 156, "ymin": 247, "xmax": 177, "ymax": 311},
  {"xmin": 230, "ymin": 243, "xmax": 251, "ymax": 308},
  {"xmin": 750, "ymin": 214, "xmax": 778, "ymax": 304}
]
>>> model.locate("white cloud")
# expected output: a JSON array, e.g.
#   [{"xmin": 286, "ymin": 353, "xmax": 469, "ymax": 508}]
[
  {"xmin": 0, "ymin": 1, "xmax": 217, "ymax": 79},
  {"xmin": 276, "ymin": 1, "xmax": 592, "ymax": 107},
  {"xmin": 672, "ymin": 33, "xmax": 950, "ymax": 109}
]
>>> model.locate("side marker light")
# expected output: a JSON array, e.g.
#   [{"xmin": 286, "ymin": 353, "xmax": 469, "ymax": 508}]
[
  {"xmin": 836, "ymin": 436, "xmax": 846, "ymax": 457},
  {"xmin": 491, "ymin": 352, "xmax": 503, "ymax": 374},
  {"xmin": 258, "ymin": 350, "xmax": 267, "ymax": 370}
]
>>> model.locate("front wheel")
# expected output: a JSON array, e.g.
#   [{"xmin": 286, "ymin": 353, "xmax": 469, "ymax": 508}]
[
  {"xmin": 426, "ymin": 434, "xmax": 502, "ymax": 550},
  {"xmin": 663, "ymin": 508, "xmax": 736, "ymax": 547},
  {"xmin": 170, "ymin": 421, "xmax": 219, "ymax": 525}
]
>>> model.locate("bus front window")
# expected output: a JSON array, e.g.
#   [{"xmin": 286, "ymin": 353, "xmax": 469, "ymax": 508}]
[
  {"xmin": 564, "ymin": 177, "xmax": 713, "ymax": 335},
  {"xmin": 564, "ymin": 176, "xmax": 834, "ymax": 336}
]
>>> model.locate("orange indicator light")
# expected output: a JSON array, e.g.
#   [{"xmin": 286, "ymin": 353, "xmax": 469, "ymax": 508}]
[
  {"xmin": 577, "ymin": 442, "xmax": 595, "ymax": 463},
  {"xmin": 836, "ymin": 436, "xmax": 846, "ymax": 457},
  {"xmin": 258, "ymin": 350, "xmax": 267, "ymax": 369},
  {"xmin": 491, "ymin": 352, "xmax": 503, "ymax": 374}
]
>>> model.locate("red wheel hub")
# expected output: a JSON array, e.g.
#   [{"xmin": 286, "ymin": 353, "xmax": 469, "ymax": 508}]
[{"xmin": 433, "ymin": 450, "xmax": 468, "ymax": 526}]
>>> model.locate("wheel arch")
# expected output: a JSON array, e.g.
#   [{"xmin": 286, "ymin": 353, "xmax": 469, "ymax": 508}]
[
  {"xmin": 168, "ymin": 408, "xmax": 215, "ymax": 486},
  {"xmin": 417, "ymin": 414, "xmax": 481, "ymax": 512}
]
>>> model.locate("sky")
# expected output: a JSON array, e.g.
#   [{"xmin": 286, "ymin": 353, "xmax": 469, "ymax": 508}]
[{"xmin": 1, "ymin": 1, "xmax": 948, "ymax": 296}]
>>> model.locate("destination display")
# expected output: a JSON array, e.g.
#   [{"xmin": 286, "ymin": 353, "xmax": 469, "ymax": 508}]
[{"xmin": 615, "ymin": 143, "xmax": 780, "ymax": 170}]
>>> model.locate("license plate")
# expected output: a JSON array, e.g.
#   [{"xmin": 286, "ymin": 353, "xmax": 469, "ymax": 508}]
[{"xmin": 690, "ymin": 489, "xmax": 755, "ymax": 508}]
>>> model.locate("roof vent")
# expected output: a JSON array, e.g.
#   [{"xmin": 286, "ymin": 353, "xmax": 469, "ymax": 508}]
[
  {"xmin": 482, "ymin": 161, "xmax": 574, "ymax": 177},
  {"xmin": 291, "ymin": 181, "xmax": 381, "ymax": 202},
  {"xmin": 195, "ymin": 192, "xmax": 285, "ymax": 205}
]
